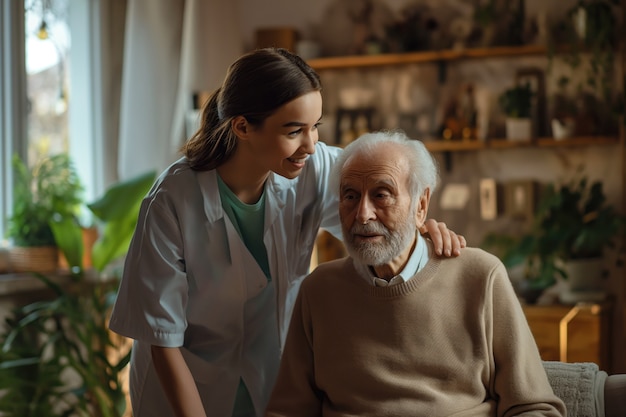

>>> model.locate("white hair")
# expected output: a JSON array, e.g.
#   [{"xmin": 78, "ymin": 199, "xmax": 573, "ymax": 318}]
[{"xmin": 330, "ymin": 130, "xmax": 439, "ymax": 200}]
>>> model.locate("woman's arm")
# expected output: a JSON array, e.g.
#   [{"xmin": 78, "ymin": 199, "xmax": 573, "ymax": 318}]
[
  {"xmin": 151, "ymin": 346, "xmax": 208, "ymax": 417},
  {"xmin": 420, "ymin": 219, "xmax": 467, "ymax": 257}
]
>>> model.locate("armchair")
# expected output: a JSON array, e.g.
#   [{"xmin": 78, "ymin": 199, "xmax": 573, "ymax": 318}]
[{"xmin": 543, "ymin": 361, "xmax": 626, "ymax": 417}]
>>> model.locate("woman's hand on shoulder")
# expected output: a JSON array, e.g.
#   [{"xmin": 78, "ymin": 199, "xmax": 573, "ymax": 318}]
[{"xmin": 420, "ymin": 219, "xmax": 466, "ymax": 257}]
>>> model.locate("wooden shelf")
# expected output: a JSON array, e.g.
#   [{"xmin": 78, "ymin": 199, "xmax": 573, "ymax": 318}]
[
  {"xmin": 421, "ymin": 136, "xmax": 619, "ymax": 153},
  {"xmin": 424, "ymin": 140, "xmax": 485, "ymax": 152},
  {"xmin": 534, "ymin": 136, "xmax": 619, "ymax": 147},
  {"xmin": 307, "ymin": 45, "xmax": 547, "ymax": 70}
]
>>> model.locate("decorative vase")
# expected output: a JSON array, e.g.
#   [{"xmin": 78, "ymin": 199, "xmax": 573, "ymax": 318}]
[
  {"xmin": 505, "ymin": 117, "xmax": 532, "ymax": 141},
  {"xmin": 8, "ymin": 246, "xmax": 59, "ymax": 273}
]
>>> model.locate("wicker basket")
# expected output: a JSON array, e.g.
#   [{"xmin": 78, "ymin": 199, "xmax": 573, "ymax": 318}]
[{"xmin": 8, "ymin": 246, "xmax": 59, "ymax": 273}]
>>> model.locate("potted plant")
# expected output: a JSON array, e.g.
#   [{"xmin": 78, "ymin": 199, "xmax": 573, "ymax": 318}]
[
  {"xmin": 550, "ymin": 76, "xmax": 578, "ymax": 139},
  {"xmin": 534, "ymin": 174, "xmax": 625, "ymax": 302},
  {"xmin": 564, "ymin": 0, "xmax": 617, "ymax": 100},
  {"xmin": 547, "ymin": 0, "xmax": 620, "ymax": 134},
  {"xmin": 0, "ymin": 170, "xmax": 156, "ymax": 417},
  {"xmin": 483, "ymin": 171, "xmax": 625, "ymax": 303},
  {"xmin": 482, "ymin": 228, "xmax": 561, "ymax": 304},
  {"xmin": 499, "ymin": 82, "xmax": 534, "ymax": 140},
  {"xmin": 473, "ymin": 0, "xmax": 498, "ymax": 47},
  {"xmin": 6, "ymin": 154, "xmax": 84, "ymax": 273}
]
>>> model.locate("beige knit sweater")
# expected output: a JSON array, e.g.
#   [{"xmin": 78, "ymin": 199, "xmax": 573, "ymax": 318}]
[{"xmin": 265, "ymin": 247, "xmax": 566, "ymax": 417}]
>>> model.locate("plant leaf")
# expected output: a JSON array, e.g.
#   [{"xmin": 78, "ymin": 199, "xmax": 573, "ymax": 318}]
[
  {"xmin": 50, "ymin": 216, "xmax": 84, "ymax": 272},
  {"xmin": 87, "ymin": 171, "xmax": 155, "ymax": 221},
  {"xmin": 87, "ymin": 171, "xmax": 156, "ymax": 272}
]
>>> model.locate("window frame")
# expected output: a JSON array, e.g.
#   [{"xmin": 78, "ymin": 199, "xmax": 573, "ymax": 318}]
[
  {"xmin": 1, "ymin": 0, "xmax": 103, "ymax": 243},
  {"xmin": 1, "ymin": 0, "xmax": 28, "ymax": 242}
]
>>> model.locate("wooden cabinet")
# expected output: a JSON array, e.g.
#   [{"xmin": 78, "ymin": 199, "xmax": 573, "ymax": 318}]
[{"xmin": 523, "ymin": 302, "xmax": 612, "ymax": 371}]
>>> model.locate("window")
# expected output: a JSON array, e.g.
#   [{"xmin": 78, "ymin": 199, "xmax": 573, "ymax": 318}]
[
  {"xmin": 25, "ymin": 0, "xmax": 71, "ymax": 159},
  {"xmin": 1, "ymin": 0, "xmax": 102, "ymax": 242}
]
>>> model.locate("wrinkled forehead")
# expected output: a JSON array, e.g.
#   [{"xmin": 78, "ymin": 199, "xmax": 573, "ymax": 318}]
[{"xmin": 341, "ymin": 144, "xmax": 409, "ymax": 181}]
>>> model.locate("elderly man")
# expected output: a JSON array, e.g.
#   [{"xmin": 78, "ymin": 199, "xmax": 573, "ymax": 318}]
[{"xmin": 265, "ymin": 131, "xmax": 566, "ymax": 417}]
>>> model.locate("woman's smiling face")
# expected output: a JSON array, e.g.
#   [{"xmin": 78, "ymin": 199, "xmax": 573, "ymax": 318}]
[{"xmin": 244, "ymin": 91, "xmax": 323, "ymax": 179}]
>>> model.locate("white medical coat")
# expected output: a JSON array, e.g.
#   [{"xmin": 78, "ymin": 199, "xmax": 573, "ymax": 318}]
[{"xmin": 108, "ymin": 142, "xmax": 342, "ymax": 417}]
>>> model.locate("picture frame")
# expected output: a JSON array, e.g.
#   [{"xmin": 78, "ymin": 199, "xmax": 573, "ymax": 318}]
[{"xmin": 505, "ymin": 180, "xmax": 538, "ymax": 221}]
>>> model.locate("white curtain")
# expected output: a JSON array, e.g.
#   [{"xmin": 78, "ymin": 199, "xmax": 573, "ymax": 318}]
[{"xmin": 117, "ymin": 0, "xmax": 243, "ymax": 179}]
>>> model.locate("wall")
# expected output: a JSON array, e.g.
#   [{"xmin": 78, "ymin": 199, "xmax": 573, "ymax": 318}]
[
  {"xmin": 237, "ymin": 0, "xmax": 626, "ymax": 373},
  {"xmin": 236, "ymin": 0, "xmax": 582, "ymax": 51}
]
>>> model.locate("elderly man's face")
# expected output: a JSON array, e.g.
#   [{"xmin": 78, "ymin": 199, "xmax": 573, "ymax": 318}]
[{"xmin": 339, "ymin": 144, "xmax": 426, "ymax": 267}]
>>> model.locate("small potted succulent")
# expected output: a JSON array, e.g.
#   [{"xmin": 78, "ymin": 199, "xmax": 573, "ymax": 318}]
[{"xmin": 499, "ymin": 82, "xmax": 534, "ymax": 140}]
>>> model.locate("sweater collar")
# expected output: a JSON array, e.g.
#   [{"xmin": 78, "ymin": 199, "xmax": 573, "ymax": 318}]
[{"xmin": 354, "ymin": 233, "xmax": 431, "ymax": 286}]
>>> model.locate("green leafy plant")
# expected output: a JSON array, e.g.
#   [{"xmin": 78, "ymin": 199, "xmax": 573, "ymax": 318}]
[
  {"xmin": 86, "ymin": 171, "xmax": 157, "ymax": 272},
  {"xmin": 502, "ymin": 0, "xmax": 526, "ymax": 46},
  {"xmin": 473, "ymin": 0, "xmax": 497, "ymax": 28},
  {"xmin": 7, "ymin": 154, "xmax": 84, "ymax": 247},
  {"xmin": 551, "ymin": 76, "xmax": 579, "ymax": 120},
  {"xmin": 547, "ymin": 0, "xmax": 620, "ymax": 130},
  {"xmin": 499, "ymin": 82, "xmax": 533, "ymax": 118},
  {"xmin": 484, "ymin": 172, "xmax": 626, "ymax": 292},
  {"xmin": 0, "ymin": 170, "xmax": 156, "ymax": 417},
  {"xmin": 0, "ymin": 277, "xmax": 127, "ymax": 417},
  {"xmin": 483, "ymin": 229, "xmax": 562, "ymax": 294},
  {"xmin": 538, "ymin": 176, "xmax": 625, "ymax": 261},
  {"xmin": 566, "ymin": 0, "xmax": 617, "ymax": 99}
]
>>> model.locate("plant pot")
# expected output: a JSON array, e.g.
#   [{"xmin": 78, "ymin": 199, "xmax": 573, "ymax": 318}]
[
  {"xmin": 505, "ymin": 117, "xmax": 532, "ymax": 141},
  {"xmin": 558, "ymin": 257, "xmax": 607, "ymax": 304},
  {"xmin": 515, "ymin": 279, "xmax": 546, "ymax": 305},
  {"xmin": 551, "ymin": 118, "xmax": 576, "ymax": 140},
  {"xmin": 57, "ymin": 226, "xmax": 99, "ymax": 270},
  {"xmin": 0, "ymin": 247, "xmax": 10, "ymax": 273},
  {"xmin": 8, "ymin": 246, "xmax": 59, "ymax": 273}
]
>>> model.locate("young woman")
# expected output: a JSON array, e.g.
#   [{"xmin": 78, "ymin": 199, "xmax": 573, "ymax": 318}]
[{"xmin": 108, "ymin": 48, "xmax": 465, "ymax": 417}]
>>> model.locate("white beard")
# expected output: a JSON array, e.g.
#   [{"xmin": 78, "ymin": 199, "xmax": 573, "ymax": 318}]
[{"xmin": 343, "ymin": 208, "xmax": 417, "ymax": 266}]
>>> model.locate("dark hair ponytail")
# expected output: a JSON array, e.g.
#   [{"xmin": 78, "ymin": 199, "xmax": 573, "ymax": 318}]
[
  {"xmin": 181, "ymin": 48, "xmax": 322, "ymax": 171},
  {"xmin": 181, "ymin": 88, "xmax": 237, "ymax": 170}
]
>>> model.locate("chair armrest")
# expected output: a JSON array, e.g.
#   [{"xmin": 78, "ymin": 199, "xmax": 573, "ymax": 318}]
[{"xmin": 605, "ymin": 373, "xmax": 626, "ymax": 417}]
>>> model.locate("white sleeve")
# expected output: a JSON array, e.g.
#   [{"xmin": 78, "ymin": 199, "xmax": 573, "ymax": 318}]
[
  {"xmin": 313, "ymin": 142, "xmax": 343, "ymax": 241},
  {"xmin": 109, "ymin": 188, "xmax": 188, "ymax": 347}
]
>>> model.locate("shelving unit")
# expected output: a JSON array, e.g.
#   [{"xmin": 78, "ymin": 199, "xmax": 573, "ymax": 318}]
[
  {"xmin": 309, "ymin": 10, "xmax": 625, "ymax": 375},
  {"xmin": 310, "ymin": 43, "xmax": 623, "ymax": 258},
  {"xmin": 423, "ymin": 136, "xmax": 619, "ymax": 153},
  {"xmin": 307, "ymin": 45, "xmax": 548, "ymax": 70},
  {"xmin": 308, "ymin": 44, "xmax": 620, "ymax": 151}
]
